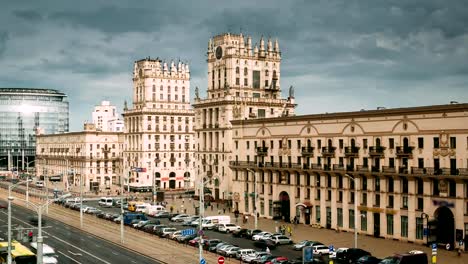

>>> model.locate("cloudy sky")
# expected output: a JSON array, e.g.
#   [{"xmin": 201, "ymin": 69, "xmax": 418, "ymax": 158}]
[{"xmin": 1, "ymin": 0, "xmax": 467, "ymax": 131}]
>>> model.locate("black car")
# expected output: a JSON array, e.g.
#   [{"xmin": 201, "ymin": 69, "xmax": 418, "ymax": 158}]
[
  {"xmin": 253, "ymin": 239, "xmax": 276, "ymax": 250},
  {"xmin": 357, "ymin": 255, "xmax": 381, "ymax": 264},
  {"xmin": 179, "ymin": 234, "xmax": 197, "ymax": 244},
  {"xmin": 203, "ymin": 239, "xmax": 221, "ymax": 250},
  {"xmin": 336, "ymin": 248, "xmax": 371, "ymax": 263},
  {"xmin": 28, "ymin": 216, "xmax": 46, "ymax": 226},
  {"xmin": 232, "ymin": 228, "xmax": 249, "ymax": 238}
]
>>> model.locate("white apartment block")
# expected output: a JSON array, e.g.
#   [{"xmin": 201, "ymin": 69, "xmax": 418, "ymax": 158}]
[
  {"xmin": 193, "ymin": 33, "xmax": 295, "ymax": 201},
  {"xmin": 123, "ymin": 57, "xmax": 195, "ymax": 191},
  {"xmin": 92, "ymin": 100, "xmax": 120, "ymax": 132},
  {"xmin": 108, "ymin": 119, "xmax": 124, "ymax": 132},
  {"xmin": 230, "ymin": 103, "xmax": 468, "ymax": 249},
  {"xmin": 36, "ymin": 123, "xmax": 124, "ymax": 192}
]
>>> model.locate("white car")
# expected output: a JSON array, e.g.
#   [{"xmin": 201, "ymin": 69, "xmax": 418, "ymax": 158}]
[
  {"xmin": 218, "ymin": 223, "xmax": 241, "ymax": 233},
  {"xmin": 252, "ymin": 232, "xmax": 272, "ymax": 241},
  {"xmin": 236, "ymin": 248, "xmax": 256, "ymax": 260},
  {"xmin": 223, "ymin": 246, "xmax": 240, "ymax": 257},
  {"xmin": 170, "ymin": 214, "xmax": 189, "ymax": 222},
  {"xmin": 242, "ymin": 251, "xmax": 271, "ymax": 263},
  {"xmin": 170, "ymin": 230, "xmax": 183, "ymax": 240},
  {"xmin": 330, "ymin": 247, "xmax": 348, "ymax": 259},
  {"xmin": 161, "ymin": 227, "xmax": 177, "ymax": 237},
  {"xmin": 312, "ymin": 245, "xmax": 330, "ymax": 256},
  {"xmin": 270, "ymin": 235, "xmax": 293, "ymax": 245}
]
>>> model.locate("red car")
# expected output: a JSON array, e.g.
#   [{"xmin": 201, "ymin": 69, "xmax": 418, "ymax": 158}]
[
  {"xmin": 0, "ymin": 202, "xmax": 7, "ymax": 209},
  {"xmin": 188, "ymin": 236, "xmax": 208, "ymax": 247},
  {"xmin": 265, "ymin": 256, "xmax": 288, "ymax": 264}
]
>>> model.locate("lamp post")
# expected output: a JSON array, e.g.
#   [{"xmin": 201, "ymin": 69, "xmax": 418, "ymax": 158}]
[
  {"xmin": 198, "ymin": 157, "xmax": 216, "ymax": 262},
  {"xmin": 421, "ymin": 212, "xmax": 429, "ymax": 246},
  {"xmin": 344, "ymin": 173, "xmax": 358, "ymax": 248},
  {"xmin": 120, "ymin": 163, "xmax": 125, "ymax": 244},
  {"xmin": 151, "ymin": 157, "xmax": 161, "ymax": 205},
  {"xmin": 246, "ymin": 168, "xmax": 258, "ymax": 230},
  {"xmin": 79, "ymin": 169, "xmax": 83, "ymax": 228}
]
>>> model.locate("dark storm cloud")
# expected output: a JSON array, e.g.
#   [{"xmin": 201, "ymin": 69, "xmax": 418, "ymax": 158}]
[
  {"xmin": 13, "ymin": 10, "xmax": 43, "ymax": 21},
  {"xmin": 0, "ymin": 0, "xmax": 467, "ymax": 131}
]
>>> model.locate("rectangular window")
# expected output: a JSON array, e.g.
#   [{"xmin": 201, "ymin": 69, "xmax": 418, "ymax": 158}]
[
  {"xmin": 418, "ymin": 158, "xmax": 424, "ymax": 168},
  {"xmin": 339, "ymin": 139, "xmax": 344, "ymax": 149},
  {"xmin": 361, "ymin": 211, "xmax": 367, "ymax": 231},
  {"xmin": 317, "ymin": 140, "xmax": 321, "ymax": 149},
  {"xmin": 417, "ymin": 197, "xmax": 424, "ymax": 210},
  {"xmin": 389, "ymin": 138, "xmax": 395, "ymax": 149},
  {"xmin": 386, "ymin": 214, "xmax": 394, "ymax": 235},
  {"xmin": 337, "ymin": 208, "xmax": 343, "ymax": 227},
  {"xmin": 433, "ymin": 137, "xmax": 440, "ymax": 148},
  {"xmin": 363, "ymin": 139, "xmax": 368, "ymax": 148},
  {"xmin": 401, "ymin": 216, "xmax": 408, "ymax": 237},
  {"xmin": 269, "ymin": 200, "xmax": 273, "ymax": 216},
  {"xmin": 297, "ymin": 140, "xmax": 301, "ymax": 149},
  {"xmin": 362, "ymin": 193, "xmax": 367, "ymax": 205},
  {"xmin": 363, "ymin": 157, "xmax": 368, "ymax": 167},
  {"xmin": 388, "ymin": 178, "xmax": 394, "ymax": 192},
  {"xmin": 236, "ymin": 78, "xmax": 240, "ymax": 85},
  {"xmin": 388, "ymin": 195, "xmax": 394, "ymax": 208},
  {"xmin": 389, "ymin": 158, "xmax": 395, "ymax": 168},
  {"xmin": 418, "ymin": 137, "xmax": 424, "ymax": 148},
  {"xmin": 315, "ymin": 206, "xmax": 321, "ymax": 223},
  {"xmin": 244, "ymin": 78, "xmax": 248, "ymax": 86},
  {"xmin": 246, "ymin": 141, "xmax": 250, "ymax": 149},
  {"xmin": 375, "ymin": 194, "xmax": 380, "ymax": 207},
  {"xmin": 349, "ymin": 209, "xmax": 355, "ymax": 229},
  {"xmin": 450, "ymin": 137, "xmax": 457, "ymax": 148},
  {"xmin": 402, "ymin": 196, "xmax": 408, "ymax": 209},
  {"xmin": 252, "ymin": 70, "xmax": 260, "ymax": 88},
  {"xmin": 416, "ymin": 217, "xmax": 423, "ymax": 240}
]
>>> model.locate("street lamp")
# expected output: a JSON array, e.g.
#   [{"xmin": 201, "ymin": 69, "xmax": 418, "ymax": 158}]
[
  {"xmin": 149, "ymin": 157, "xmax": 161, "ymax": 205},
  {"xmin": 198, "ymin": 157, "xmax": 217, "ymax": 263},
  {"xmin": 8, "ymin": 192, "xmax": 71, "ymax": 264},
  {"xmin": 344, "ymin": 173, "xmax": 358, "ymax": 249},
  {"xmin": 421, "ymin": 212, "xmax": 429, "ymax": 246},
  {"xmin": 246, "ymin": 168, "xmax": 258, "ymax": 230}
]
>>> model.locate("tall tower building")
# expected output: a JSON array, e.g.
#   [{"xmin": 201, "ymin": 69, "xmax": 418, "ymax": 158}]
[
  {"xmin": 123, "ymin": 57, "xmax": 195, "ymax": 191},
  {"xmin": 92, "ymin": 100, "xmax": 121, "ymax": 132},
  {"xmin": 193, "ymin": 33, "xmax": 296, "ymax": 201}
]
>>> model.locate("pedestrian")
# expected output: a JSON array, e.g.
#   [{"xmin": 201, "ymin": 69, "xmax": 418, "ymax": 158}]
[
  {"xmin": 287, "ymin": 225, "xmax": 292, "ymax": 237},
  {"xmin": 170, "ymin": 206, "xmax": 174, "ymax": 213},
  {"xmin": 28, "ymin": 230, "xmax": 33, "ymax": 242},
  {"xmin": 211, "ymin": 204, "xmax": 214, "ymax": 211},
  {"xmin": 223, "ymin": 208, "xmax": 226, "ymax": 214},
  {"xmin": 266, "ymin": 246, "xmax": 270, "ymax": 253}
]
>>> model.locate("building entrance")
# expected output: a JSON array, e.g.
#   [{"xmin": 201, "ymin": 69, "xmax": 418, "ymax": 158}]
[
  {"xmin": 169, "ymin": 180, "xmax": 176, "ymax": 189},
  {"xmin": 373, "ymin": 212, "xmax": 380, "ymax": 237},
  {"xmin": 279, "ymin": 191, "xmax": 290, "ymax": 222},
  {"xmin": 434, "ymin": 206, "xmax": 455, "ymax": 249}
]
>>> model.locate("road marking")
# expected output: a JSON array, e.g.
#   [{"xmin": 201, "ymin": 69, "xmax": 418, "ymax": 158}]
[
  {"xmin": 58, "ymin": 250, "xmax": 82, "ymax": 264},
  {"xmin": 95, "ymin": 244, "xmax": 101, "ymax": 248},
  {"xmin": 51, "ymin": 235, "xmax": 112, "ymax": 264},
  {"xmin": 111, "ymin": 251, "xmax": 119, "ymax": 255},
  {"xmin": 131, "ymin": 260, "xmax": 137, "ymax": 263},
  {"xmin": 68, "ymin": 250, "xmax": 83, "ymax": 256}
]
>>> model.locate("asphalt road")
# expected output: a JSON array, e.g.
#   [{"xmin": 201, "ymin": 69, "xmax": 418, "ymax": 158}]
[
  {"xmin": 0, "ymin": 204, "xmax": 160, "ymax": 264},
  {"xmin": 83, "ymin": 200, "xmax": 309, "ymax": 261}
]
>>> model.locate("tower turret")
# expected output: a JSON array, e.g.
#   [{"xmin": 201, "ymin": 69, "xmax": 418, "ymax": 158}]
[
  {"xmin": 247, "ymin": 35, "xmax": 252, "ymax": 56},
  {"xmin": 267, "ymin": 38, "xmax": 273, "ymax": 55}
]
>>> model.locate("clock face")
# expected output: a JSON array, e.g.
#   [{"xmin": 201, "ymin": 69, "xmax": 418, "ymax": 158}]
[{"xmin": 215, "ymin": 46, "xmax": 223, "ymax": 59}]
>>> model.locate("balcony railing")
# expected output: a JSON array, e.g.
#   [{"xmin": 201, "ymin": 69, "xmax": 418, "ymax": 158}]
[
  {"xmin": 333, "ymin": 164, "xmax": 345, "ymax": 171},
  {"xmin": 398, "ymin": 166, "xmax": 409, "ymax": 174},
  {"xmin": 301, "ymin": 146, "xmax": 315, "ymax": 157},
  {"xmin": 369, "ymin": 146, "xmax": 386, "ymax": 156},
  {"xmin": 344, "ymin": 146, "xmax": 360, "ymax": 156},
  {"xmin": 311, "ymin": 163, "xmax": 322, "ymax": 170},
  {"xmin": 256, "ymin": 147, "xmax": 269, "ymax": 156},
  {"xmin": 382, "ymin": 166, "xmax": 396, "ymax": 173},
  {"xmin": 346, "ymin": 165, "xmax": 355, "ymax": 172},
  {"xmin": 321, "ymin": 146, "xmax": 336, "ymax": 157},
  {"xmin": 396, "ymin": 146, "xmax": 414, "ymax": 157},
  {"xmin": 371, "ymin": 166, "xmax": 380, "ymax": 173},
  {"xmin": 356, "ymin": 165, "xmax": 369, "ymax": 172}
]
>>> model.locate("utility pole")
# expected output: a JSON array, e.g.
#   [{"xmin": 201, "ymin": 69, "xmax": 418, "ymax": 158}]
[{"xmin": 247, "ymin": 168, "xmax": 258, "ymax": 229}]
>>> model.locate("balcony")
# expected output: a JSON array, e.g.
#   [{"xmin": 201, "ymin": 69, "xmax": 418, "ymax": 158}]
[
  {"xmin": 356, "ymin": 165, "xmax": 369, "ymax": 172},
  {"xmin": 382, "ymin": 166, "xmax": 396, "ymax": 173},
  {"xmin": 396, "ymin": 146, "xmax": 414, "ymax": 158},
  {"xmin": 323, "ymin": 164, "xmax": 332, "ymax": 171},
  {"xmin": 301, "ymin": 146, "xmax": 315, "ymax": 157},
  {"xmin": 333, "ymin": 164, "xmax": 345, "ymax": 171},
  {"xmin": 256, "ymin": 147, "xmax": 269, "ymax": 156},
  {"xmin": 346, "ymin": 165, "xmax": 355, "ymax": 172},
  {"xmin": 371, "ymin": 166, "xmax": 380, "ymax": 173},
  {"xmin": 311, "ymin": 163, "xmax": 322, "ymax": 170},
  {"xmin": 398, "ymin": 166, "xmax": 409, "ymax": 174},
  {"xmin": 344, "ymin": 146, "xmax": 360, "ymax": 157},
  {"xmin": 369, "ymin": 146, "xmax": 386, "ymax": 157},
  {"xmin": 321, "ymin": 146, "xmax": 336, "ymax": 157}
]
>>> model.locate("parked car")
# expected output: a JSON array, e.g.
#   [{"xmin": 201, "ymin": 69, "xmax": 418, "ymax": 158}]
[
  {"xmin": 293, "ymin": 240, "xmax": 324, "ymax": 251},
  {"xmin": 170, "ymin": 214, "xmax": 190, "ymax": 222},
  {"xmin": 330, "ymin": 247, "xmax": 348, "ymax": 259},
  {"xmin": 253, "ymin": 239, "xmax": 276, "ymax": 250},
  {"xmin": 217, "ymin": 244, "xmax": 234, "ymax": 255},
  {"xmin": 210, "ymin": 242, "xmax": 228, "ymax": 252},
  {"xmin": 203, "ymin": 239, "xmax": 221, "ymax": 250},
  {"xmin": 265, "ymin": 256, "xmax": 288, "ymax": 264},
  {"xmin": 232, "ymin": 228, "xmax": 249, "ymax": 237},
  {"xmin": 357, "ymin": 255, "xmax": 382, "ymax": 264},
  {"xmin": 177, "ymin": 234, "xmax": 197, "ymax": 244},
  {"xmin": 270, "ymin": 235, "xmax": 292, "ymax": 245},
  {"xmin": 224, "ymin": 247, "xmax": 241, "ymax": 257},
  {"xmin": 336, "ymin": 248, "xmax": 371, "ymax": 263},
  {"xmin": 236, "ymin": 248, "xmax": 256, "ymax": 260},
  {"xmin": 160, "ymin": 227, "xmax": 177, "ymax": 238},
  {"xmin": 242, "ymin": 251, "xmax": 271, "ymax": 263},
  {"xmin": 218, "ymin": 223, "xmax": 241, "ymax": 233},
  {"xmin": 154, "ymin": 211, "xmax": 171, "ymax": 218},
  {"xmin": 252, "ymin": 255, "xmax": 277, "ymax": 264},
  {"xmin": 311, "ymin": 245, "xmax": 330, "ymax": 256},
  {"xmin": 389, "ymin": 251, "xmax": 428, "ymax": 264},
  {"xmin": 246, "ymin": 229, "xmax": 263, "ymax": 239},
  {"xmin": 253, "ymin": 232, "xmax": 272, "ymax": 241}
]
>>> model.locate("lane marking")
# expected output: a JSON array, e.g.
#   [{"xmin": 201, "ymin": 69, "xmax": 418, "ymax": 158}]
[
  {"xmin": 68, "ymin": 250, "xmax": 83, "ymax": 256},
  {"xmin": 58, "ymin": 250, "xmax": 82, "ymax": 264},
  {"xmin": 51, "ymin": 235, "xmax": 112, "ymax": 264},
  {"xmin": 111, "ymin": 251, "xmax": 119, "ymax": 255}
]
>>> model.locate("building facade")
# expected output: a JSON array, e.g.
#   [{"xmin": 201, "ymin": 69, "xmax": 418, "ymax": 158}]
[
  {"xmin": 193, "ymin": 33, "xmax": 296, "ymax": 201},
  {"xmin": 92, "ymin": 100, "xmax": 123, "ymax": 132},
  {"xmin": 123, "ymin": 57, "xmax": 195, "ymax": 191},
  {"xmin": 0, "ymin": 88, "xmax": 69, "ymax": 171},
  {"xmin": 36, "ymin": 123, "xmax": 123, "ymax": 191},
  {"xmin": 230, "ymin": 103, "xmax": 468, "ymax": 248}
]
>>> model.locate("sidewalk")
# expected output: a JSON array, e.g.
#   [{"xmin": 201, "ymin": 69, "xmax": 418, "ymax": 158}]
[{"xmin": 165, "ymin": 198, "xmax": 468, "ymax": 263}]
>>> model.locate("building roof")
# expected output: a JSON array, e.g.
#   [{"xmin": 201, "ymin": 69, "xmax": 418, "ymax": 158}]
[
  {"xmin": 231, "ymin": 103, "xmax": 468, "ymax": 125},
  {"xmin": 0, "ymin": 88, "xmax": 66, "ymax": 96}
]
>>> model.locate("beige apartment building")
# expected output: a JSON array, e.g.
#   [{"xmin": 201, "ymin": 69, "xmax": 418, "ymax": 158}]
[
  {"xmin": 36, "ymin": 123, "xmax": 124, "ymax": 192},
  {"xmin": 123, "ymin": 58, "xmax": 195, "ymax": 191},
  {"xmin": 193, "ymin": 33, "xmax": 295, "ymax": 201},
  {"xmin": 229, "ymin": 103, "xmax": 468, "ymax": 249}
]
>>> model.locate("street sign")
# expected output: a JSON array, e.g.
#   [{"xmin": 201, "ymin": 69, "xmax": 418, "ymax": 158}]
[
  {"xmin": 133, "ymin": 167, "xmax": 146, "ymax": 172},
  {"xmin": 198, "ymin": 229, "xmax": 204, "ymax": 236},
  {"xmin": 218, "ymin": 256, "xmax": 225, "ymax": 264},
  {"xmin": 303, "ymin": 246, "xmax": 313, "ymax": 261},
  {"xmin": 181, "ymin": 229, "xmax": 196, "ymax": 236},
  {"xmin": 431, "ymin": 243, "xmax": 437, "ymax": 250},
  {"xmin": 200, "ymin": 258, "xmax": 206, "ymax": 264},
  {"xmin": 423, "ymin": 228, "xmax": 428, "ymax": 236},
  {"xmin": 329, "ymin": 245, "xmax": 334, "ymax": 252}
]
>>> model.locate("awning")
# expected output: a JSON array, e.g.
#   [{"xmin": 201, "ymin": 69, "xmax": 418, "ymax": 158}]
[{"xmin": 295, "ymin": 201, "xmax": 313, "ymax": 208}]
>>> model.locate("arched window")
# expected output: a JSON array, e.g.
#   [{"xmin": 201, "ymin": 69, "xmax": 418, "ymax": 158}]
[
  {"xmin": 265, "ymin": 70, "xmax": 269, "ymax": 76},
  {"xmin": 273, "ymin": 70, "xmax": 277, "ymax": 77},
  {"xmin": 167, "ymin": 86, "xmax": 171, "ymax": 93},
  {"xmin": 376, "ymin": 138, "xmax": 381, "ymax": 147},
  {"xmin": 175, "ymin": 86, "xmax": 178, "ymax": 91},
  {"xmin": 244, "ymin": 67, "xmax": 248, "ymax": 75},
  {"xmin": 351, "ymin": 139, "xmax": 356, "ymax": 147},
  {"xmin": 160, "ymin": 85, "xmax": 163, "ymax": 91},
  {"xmin": 152, "ymin": 85, "xmax": 155, "ymax": 92},
  {"xmin": 236, "ymin": 67, "xmax": 240, "ymax": 74}
]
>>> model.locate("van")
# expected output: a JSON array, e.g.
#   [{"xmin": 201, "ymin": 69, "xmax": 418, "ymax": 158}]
[
  {"xmin": 146, "ymin": 205, "xmax": 166, "ymax": 216},
  {"xmin": 135, "ymin": 203, "xmax": 151, "ymax": 213},
  {"xmin": 30, "ymin": 242, "xmax": 58, "ymax": 264},
  {"xmin": 202, "ymin": 215, "xmax": 231, "ymax": 229},
  {"xmin": 36, "ymin": 181, "xmax": 44, "ymax": 188},
  {"xmin": 105, "ymin": 197, "xmax": 114, "ymax": 207},
  {"xmin": 98, "ymin": 197, "xmax": 107, "ymax": 206}
]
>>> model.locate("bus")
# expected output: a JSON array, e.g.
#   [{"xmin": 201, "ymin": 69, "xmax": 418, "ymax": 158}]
[{"xmin": 0, "ymin": 240, "xmax": 36, "ymax": 264}]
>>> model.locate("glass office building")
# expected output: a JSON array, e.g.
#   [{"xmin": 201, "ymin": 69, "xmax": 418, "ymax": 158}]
[{"xmin": 0, "ymin": 88, "xmax": 69, "ymax": 171}]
